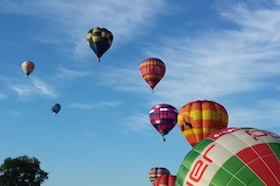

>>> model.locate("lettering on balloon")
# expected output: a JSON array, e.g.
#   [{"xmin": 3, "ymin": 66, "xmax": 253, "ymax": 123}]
[
  {"xmin": 267, "ymin": 131, "xmax": 280, "ymax": 139},
  {"xmin": 209, "ymin": 127, "xmax": 239, "ymax": 140},
  {"xmin": 186, "ymin": 144, "xmax": 215, "ymax": 186},
  {"xmin": 245, "ymin": 129, "xmax": 280, "ymax": 141}
]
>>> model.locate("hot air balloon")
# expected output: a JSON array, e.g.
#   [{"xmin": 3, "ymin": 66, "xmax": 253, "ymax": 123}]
[
  {"xmin": 86, "ymin": 27, "xmax": 113, "ymax": 62},
  {"xmin": 175, "ymin": 127, "xmax": 280, "ymax": 186},
  {"xmin": 154, "ymin": 174, "xmax": 176, "ymax": 186},
  {"xmin": 139, "ymin": 58, "xmax": 165, "ymax": 93},
  {"xmin": 149, "ymin": 167, "xmax": 170, "ymax": 184},
  {"xmin": 21, "ymin": 61, "xmax": 35, "ymax": 78},
  {"xmin": 51, "ymin": 103, "xmax": 61, "ymax": 116},
  {"xmin": 149, "ymin": 104, "xmax": 178, "ymax": 142},
  {"xmin": 177, "ymin": 100, "xmax": 228, "ymax": 147}
]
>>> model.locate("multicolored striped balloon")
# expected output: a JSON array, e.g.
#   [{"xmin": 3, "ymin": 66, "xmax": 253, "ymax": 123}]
[
  {"xmin": 21, "ymin": 61, "xmax": 35, "ymax": 78},
  {"xmin": 149, "ymin": 104, "xmax": 178, "ymax": 141},
  {"xmin": 175, "ymin": 127, "xmax": 280, "ymax": 186},
  {"xmin": 154, "ymin": 174, "xmax": 176, "ymax": 186},
  {"xmin": 177, "ymin": 100, "xmax": 228, "ymax": 147},
  {"xmin": 149, "ymin": 167, "xmax": 170, "ymax": 184},
  {"xmin": 139, "ymin": 58, "xmax": 165, "ymax": 92}
]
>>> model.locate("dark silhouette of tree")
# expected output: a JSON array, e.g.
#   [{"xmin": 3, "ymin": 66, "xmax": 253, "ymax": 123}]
[{"xmin": 0, "ymin": 155, "xmax": 48, "ymax": 186}]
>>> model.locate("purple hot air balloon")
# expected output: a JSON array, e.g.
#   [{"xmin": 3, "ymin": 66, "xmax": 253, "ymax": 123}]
[{"xmin": 149, "ymin": 104, "xmax": 178, "ymax": 142}]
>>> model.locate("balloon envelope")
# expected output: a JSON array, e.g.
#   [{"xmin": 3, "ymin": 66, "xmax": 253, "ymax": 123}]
[
  {"xmin": 21, "ymin": 61, "xmax": 35, "ymax": 77},
  {"xmin": 139, "ymin": 58, "xmax": 165, "ymax": 92},
  {"xmin": 176, "ymin": 127, "xmax": 280, "ymax": 186},
  {"xmin": 177, "ymin": 100, "xmax": 228, "ymax": 146},
  {"xmin": 154, "ymin": 174, "xmax": 176, "ymax": 186},
  {"xmin": 51, "ymin": 103, "xmax": 61, "ymax": 115},
  {"xmin": 149, "ymin": 104, "xmax": 178, "ymax": 141},
  {"xmin": 149, "ymin": 167, "xmax": 170, "ymax": 184},
  {"xmin": 86, "ymin": 27, "xmax": 113, "ymax": 62}
]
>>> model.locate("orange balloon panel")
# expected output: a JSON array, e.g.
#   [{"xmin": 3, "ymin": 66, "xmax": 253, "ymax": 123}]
[
  {"xmin": 177, "ymin": 100, "xmax": 228, "ymax": 147},
  {"xmin": 139, "ymin": 58, "xmax": 165, "ymax": 91},
  {"xmin": 154, "ymin": 174, "xmax": 176, "ymax": 186}
]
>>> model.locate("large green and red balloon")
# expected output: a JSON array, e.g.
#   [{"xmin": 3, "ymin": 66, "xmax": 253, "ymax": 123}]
[{"xmin": 175, "ymin": 127, "xmax": 280, "ymax": 186}]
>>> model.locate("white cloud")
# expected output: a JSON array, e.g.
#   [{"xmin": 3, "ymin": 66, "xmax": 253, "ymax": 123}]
[
  {"xmin": 70, "ymin": 101, "xmax": 120, "ymax": 110},
  {"xmin": 97, "ymin": 67, "xmax": 145, "ymax": 92},
  {"xmin": 228, "ymin": 99, "xmax": 280, "ymax": 130},
  {"xmin": 0, "ymin": 0, "xmax": 167, "ymax": 57},
  {"xmin": 0, "ymin": 93, "xmax": 7, "ymax": 100},
  {"xmin": 9, "ymin": 85, "xmax": 33, "ymax": 97},
  {"xmin": 32, "ymin": 78, "xmax": 57, "ymax": 97},
  {"xmin": 8, "ymin": 77, "xmax": 58, "ymax": 98},
  {"xmin": 70, "ymin": 103, "xmax": 94, "ymax": 110},
  {"xmin": 56, "ymin": 65, "xmax": 89, "ymax": 79},
  {"xmin": 123, "ymin": 112, "xmax": 151, "ymax": 133},
  {"xmin": 93, "ymin": 2, "xmax": 280, "ymax": 107},
  {"xmin": 8, "ymin": 110, "xmax": 22, "ymax": 118},
  {"xmin": 2, "ymin": 1, "xmax": 280, "ymax": 135},
  {"xmin": 89, "ymin": 2, "xmax": 280, "ymax": 135}
]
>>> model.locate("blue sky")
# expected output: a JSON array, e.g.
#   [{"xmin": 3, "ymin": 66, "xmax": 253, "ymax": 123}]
[{"xmin": 1, "ymin": 0, "xmax": 280, "ymax": 185}]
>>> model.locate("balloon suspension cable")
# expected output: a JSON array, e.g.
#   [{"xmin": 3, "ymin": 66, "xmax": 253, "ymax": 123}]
[{"xmin": 161, "ymin": 134, "xmax": 166, "ymax": 142}]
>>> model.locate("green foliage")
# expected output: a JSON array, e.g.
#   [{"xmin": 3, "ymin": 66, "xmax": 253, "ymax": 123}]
[{"xmin": 0, "ymin": 155, "xmax": 48, "ymax": 186}]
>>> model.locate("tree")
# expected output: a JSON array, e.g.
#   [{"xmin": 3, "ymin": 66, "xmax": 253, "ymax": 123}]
[{"xmin": 0, "ymin": 155, "xmax": 48, "ymax": 186}]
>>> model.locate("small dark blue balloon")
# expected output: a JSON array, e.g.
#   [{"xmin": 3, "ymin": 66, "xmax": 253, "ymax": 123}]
[{"xmin": 51, "ymin": 103, "xmax": 61, "ymax": 116}]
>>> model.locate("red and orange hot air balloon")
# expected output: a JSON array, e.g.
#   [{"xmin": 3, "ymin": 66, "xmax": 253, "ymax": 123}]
[
  {"xmin": 139, "ymin": 58, "xmax": 165, "ymax": 93},
  {"xmin": 149, "ymin": 104, "xmax": 178, "ymax": 142},
  {"xmin": 21, "ymin": 61, "xmax": 35, "ymax": 78},
  {"xmin": 177, "ymin": 100, "xmax": 228, "ymax": 147},
  {"xmin": 154, "ymin": 174, "xmax": 176, "ymax": 186}
]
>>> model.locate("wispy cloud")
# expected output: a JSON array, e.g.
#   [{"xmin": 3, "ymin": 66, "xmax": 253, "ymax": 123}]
[
  {"xmin": 0, "ymin": 93, "xmax": 7, "ymax": 100},
  {"xmin": 98, "ymin": 67, "xmax": 145, "ymax": 92},
  {"xmin": 8, "ymin": 110, "xmax": 22, "ymax": 118},
  {"xmin": 70, "ymin": 101, "xmax": 120, "ymax": 110},
  {"xmin": 94, "ymin": 2, "xmax": 280, "ymax": 106},
  {"xmin": 8, "ymin": 77, "xmax": 58, "ymax": 98},
  {"xmin": 92, "ymin": 1, "xmax": 280, "ymax": 134},
  {"xmin": 32, "ymin": 78, "xmax": 57, "ymax": 96},
  {"xmin": 9, "ymin": 85, "xmax": 33, "ymax": 97},
  {"xmin": 228, "ymin": 99, "xmax": 280, "ymax": 129},
  {"xmin": 0, "ymin": 0, "xmax": 167, "ymax": 57},
  {"xmin": 56, "ymin": 65, "xmax": 90, "ymax": 79},
  {"xmin": 122, "ymin": 112, "xmax": 151, "ymax": 133}
]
